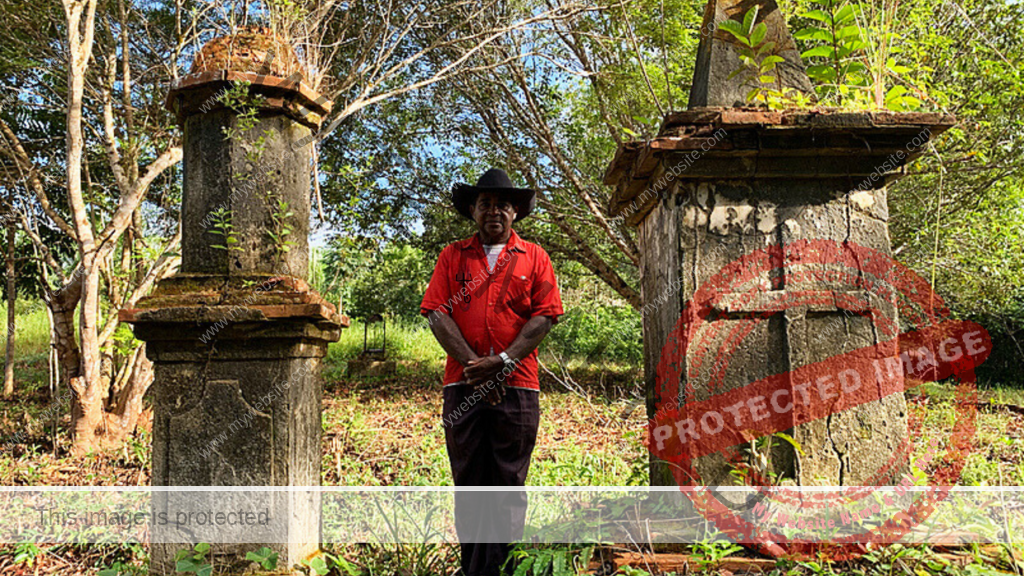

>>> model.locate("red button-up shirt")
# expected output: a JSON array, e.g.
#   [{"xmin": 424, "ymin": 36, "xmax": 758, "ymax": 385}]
[{"xmin": 420, "ymin": 230, "xmax": 564, "ymax": 391}]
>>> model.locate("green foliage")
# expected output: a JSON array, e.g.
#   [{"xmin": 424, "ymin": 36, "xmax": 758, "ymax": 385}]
[
  {"xmin": 324, "ymin": 241, "xmax": 433, "ymax": 319},
  {"xmin": 219, "ymin": 81, "xmax": 265, "ymax": 143},
  {"xmin": 300, "ymin": 554, "xmax": 330, "ymax": 575},
  {"xmin": 793, "ymin": 0, "xmax": 923, "ymax": 109},
  {"xmin": 719, "ymin": 6, "xmax": 807, "ymax": 107},
  {"xmin": 332, "ymin": 554, "xmax": 363, "ymax": 576},
  {"xmin": 208, "ymin": 208, "xmax": 241, "ymax": 256},
  {"xmin": 794, "ymin": 1, "xmax": 867, "ymax": 99},
  {"xmin": 174, "ymin": 543, "xmax": 212, "ymax": 576},
  {"xmin": 689, "ymin": 541, "xmax": 744, "ymax": 570},
  {"xmin": 320, "ymin": 544, "xmax": 452, "ymax": 576},
  {"xmin": 13, "ymin": 543, "xmax": 42, "ymax": 567},
  {"xmin": 541, "ymin": 305, "xmax": 642, "ymax": 364},
  {"xmin": 219, "ymin": 79, "xmax": 296, "ymax": 269},
  {"xmin": 326, "ymin": 317, "xmax": 445, "ymax": 369},
  {"xmin": 867, "ymin": 0, "xmax": 1024, "ymax": 377},
  {"xmin": 97, "ymin": 561, "xmax": 144, "ymax": 576},
  {"xmin": 506, "ymin": 544, "xmax": 593, "ymax": 576},
  {"xmin": 0, "ymin": 299, "xmax": 51, "ymax": 363},
  {"xmin": 728, "ymin": 431, "xmax": 806, "ymax": 486},
  {"xmin": 109, "ymin": 323, "xmax": 139, "ymax": 358},
  {"xmin": 121, "ymin": 429, "xmax": 151, "ymax": 470},
  {"xmin": 95, "ymin": 545, "xmax": 148, "ymax": 576},
  {"xmin": 244, "ymin": 546, "xmax": 279, "ymax": 571},
  {"xmin": 219, "ymin": 80, "xmax": 275, "ymax": 189},
  {"xmin": 265, "ymin": 194, "xmax": 296, "ymax": 266}
]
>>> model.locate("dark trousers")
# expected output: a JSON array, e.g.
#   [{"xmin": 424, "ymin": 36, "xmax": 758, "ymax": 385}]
[{"xmin": 442, "ymin": 385, "xmax": 541, "ymax": 576}]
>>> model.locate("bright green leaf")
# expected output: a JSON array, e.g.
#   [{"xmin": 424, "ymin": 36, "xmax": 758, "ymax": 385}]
[
  {"xmin": 750, "ymin": 22, "xmax": 768, "ymax": 47},
  {"xmin": 800, "ymin": 9, "xmax": 830, "ymax": 22},
  {"xmin": 532, "ymin": 551, "xmax": 551, "ymax": 576},
  {"xmin": 806, "ymin": 64, "xmax": 837, "ymax": 81},
  {"xmin": 886, "ymin": 57, "xmax": 911, "ymax": 74},
  {"xmin": 743, "ymin": 6, "xmax": 760, "ymax": 34},
  {"xmin": 513, "ymin": 557, "xmax": 534, "ymax": 576},
  {"xmin": 834, "ymin": 4, "xmax": 856, "ymax": 23},
  {"xmin": 837, "ymin": 24, "xmax": 861, "ymax": 39},
  {"xmin": 885, "ymin": 89, "xmax": 907, "ymax": 105},
  {"xmin": 727, "ymin": 66, "xmax": 748, "ymax": 80},
  {"xmin": 717, "ymin": 20, "xmax": 746, "ymax": 41},
  {"xmin": 794, "ymin": 27, "xmax": 832, "ymax": 42},
  {"xmin": 844, "ymin": 39, "xmax": 867, "ymax": 52},
  {"xmin": 773, "ymin": 432, "xmax": 805, "ymax": 455},
  {"xmin": 553, "ymin": 550, "xmax": 567, "ymax": 576},
  {"xmin": 802, "ymin": 46, "xmax": 834, "ymax": 59}
]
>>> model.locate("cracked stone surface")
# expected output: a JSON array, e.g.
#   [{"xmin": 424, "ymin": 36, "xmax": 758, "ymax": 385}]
[{"xmin": 641, "ymin": 178, "xmax": 911, "ymax": 488}]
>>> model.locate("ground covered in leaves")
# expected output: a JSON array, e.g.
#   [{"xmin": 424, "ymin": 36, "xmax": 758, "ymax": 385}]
[{"xmin": 0, "ymin": 353, "xmax": 1022, "ymax": 574}]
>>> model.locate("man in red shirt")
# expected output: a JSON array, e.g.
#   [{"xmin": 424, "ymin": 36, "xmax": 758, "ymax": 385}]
[{"xmin": 421, "ymin": 168, "xmax": 564, "ymax": 576}]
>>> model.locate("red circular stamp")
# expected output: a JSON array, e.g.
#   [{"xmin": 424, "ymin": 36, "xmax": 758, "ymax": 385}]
[{"xmin": 648, "ymin": 239, "xmax": 990, "ymax": 560}]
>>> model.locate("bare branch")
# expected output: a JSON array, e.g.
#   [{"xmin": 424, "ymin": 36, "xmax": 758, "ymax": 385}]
[{"xmin": 0, "ymin": 117, "xmax": 79, "ymax": 241}]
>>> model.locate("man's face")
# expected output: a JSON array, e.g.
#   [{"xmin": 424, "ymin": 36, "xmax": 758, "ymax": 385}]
[{"xmin": 471, "ymin": 191, "xmax": 517, "ymax": 239}]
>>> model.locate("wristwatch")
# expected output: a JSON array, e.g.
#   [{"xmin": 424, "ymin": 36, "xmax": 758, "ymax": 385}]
[{"xmin": 498, "ymin": 351, "xmax": 517, "ymax": 371}]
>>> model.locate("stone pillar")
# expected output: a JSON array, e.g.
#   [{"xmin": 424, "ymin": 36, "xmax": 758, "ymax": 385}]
[
  {"xmin": 121, "ymin": 30, "xmax": 345, "ymax": 574},
  {"xmin": 603, "ymin": 0, "xmax": 953, "ymax": 488}
]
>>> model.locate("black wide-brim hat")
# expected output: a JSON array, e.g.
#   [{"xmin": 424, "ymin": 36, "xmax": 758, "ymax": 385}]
[{"xmin": 452, "ymin": 168, "xmax": 536, "ymax": 221}]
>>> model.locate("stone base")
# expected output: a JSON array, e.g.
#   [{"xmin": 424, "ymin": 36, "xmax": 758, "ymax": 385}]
[{"xmin": 123, "ymin": 273, "xmax": 344, "ymax": 575}]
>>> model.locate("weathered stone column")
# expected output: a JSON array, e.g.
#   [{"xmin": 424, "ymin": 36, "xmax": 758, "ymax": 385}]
[
  {"xmin": 604, "ymin": 0, "xmax": 953, "ymax": 488},
  {"xmin": 121, "ymin": 31, "xmax": 345, "ymax": 573}
]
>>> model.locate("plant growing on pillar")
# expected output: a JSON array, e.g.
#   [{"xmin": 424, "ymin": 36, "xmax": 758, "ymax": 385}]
[
  {"xmin": 794, "ymin": 0, "xmax": 924, "ymax": 110},
  {"xmin": 719, "ymin": 7, "xmax": 809, "ymax": 108},
  {"xmin": 219, "ymin": 81, "xmax": 265, "ymax": 138},
  {"xmin": 792, "ymin": 1, "xmax": 867, "ymax": 106},
  {"xmin": 209, "ymin": 207, "xmax": 243, "ymax": 273},
  {"xmin": 728, "ymin": 431, "xmax": 804, "ymax": 486},
  {"xmin": 265, "ymin": 192, "xmax": 296, "ymax": 270},
  {"xmin": 219, "ymin": 80, "xmax": 273, "ymax": 177},
  {"xmin": 219, "ymin": 80, "xmax": 295, "ymax": 272}
]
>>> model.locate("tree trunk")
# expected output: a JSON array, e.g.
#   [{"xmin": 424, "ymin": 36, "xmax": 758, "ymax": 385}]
[
  {"xmin": 109, "ymin": 344, "xmax": 152, "ymax": 440},
  {"xmin": 69, "ymin": 344, "xmax": 152, "ymax": 454},
  {"xmin": 50, "ymin": 274, "xmax": 82, "ymax": 389},
  {"xmin": 70, "ymin": 257, "xmax": 108, "ymax": 454},
  {"xmin": 46, "ymin": 304, "xmax": 58, "ymax": 396},
  {"xmin": 4, "ymin": 223, "xmax": 15, "ymax": 396}
]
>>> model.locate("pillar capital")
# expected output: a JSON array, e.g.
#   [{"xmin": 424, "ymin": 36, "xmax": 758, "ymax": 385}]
[{"xmin": 166, "ymin": 29, "xmax": 331, "ymax": 130}]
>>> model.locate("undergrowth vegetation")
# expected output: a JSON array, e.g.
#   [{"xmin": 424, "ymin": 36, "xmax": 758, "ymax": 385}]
[{"xmin": 1, "ymin": 300, "xmax": 1022, "ymax": 574}]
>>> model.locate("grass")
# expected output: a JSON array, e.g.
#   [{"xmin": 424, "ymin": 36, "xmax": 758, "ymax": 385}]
[
  {"xmin": 0, "ymin": 299, "xmax": 52, "ymax": 395},
  {"xmin": 0, "ymin": 299, "xmax": 51, "ymax": 362},
  {"xmin": 0, "ymin": 302, "xmax": 1023, "ymax": 574},
  {"xmin": 910, "ymin": 382, "xmax": 1024, "ymax": 486},
  {"xmin": 321, "ymin": 372, "xmax": 647, "ymax": 487}
]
